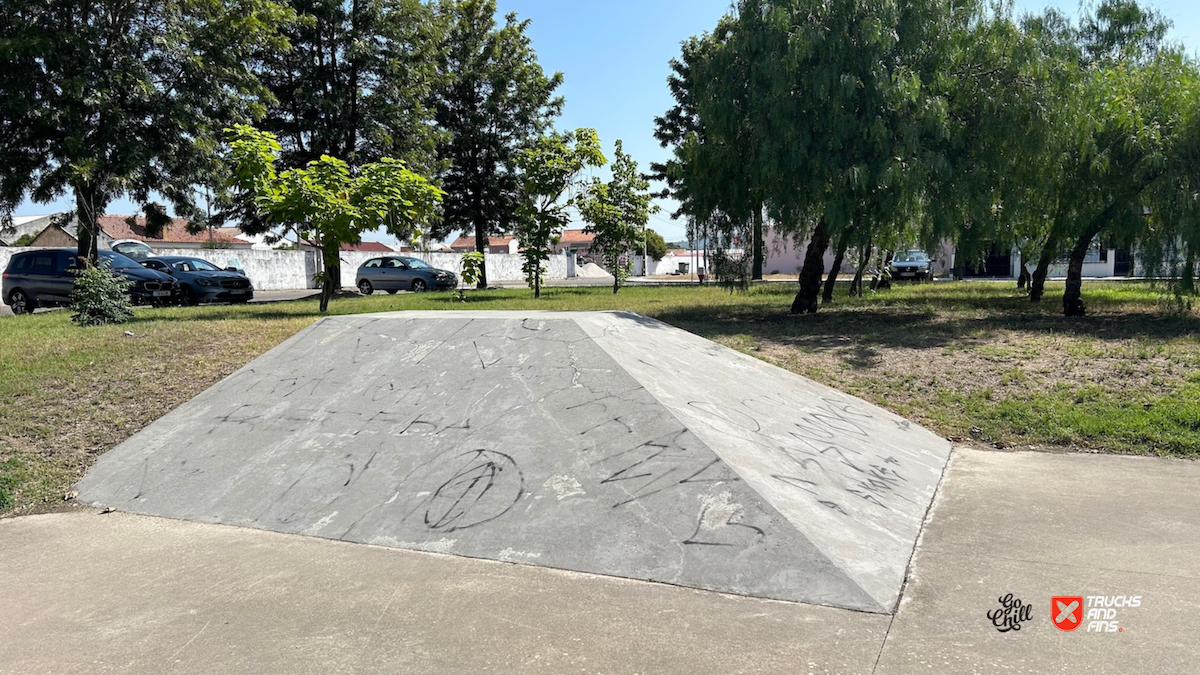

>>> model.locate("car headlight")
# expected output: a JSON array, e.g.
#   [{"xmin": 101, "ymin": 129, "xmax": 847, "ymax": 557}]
[{"xmin": 196, "ymin": 278, "xmax": 219, "ymax": 287}]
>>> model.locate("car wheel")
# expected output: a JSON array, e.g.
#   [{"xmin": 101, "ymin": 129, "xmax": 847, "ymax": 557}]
[
  {"xmin": 358, "ymin": 279, "xmax": 374, "ymax": 296},
  {"xmin": 411, "ymin": 279, "xmax": 428, "ymax": 293},
  {"xmin": 8, "ymin": 289, "xmax": 33, "ymax": 315},
  {"xmin": 181, "ymin": 286, "xmax": 198, "ymax": 306}
]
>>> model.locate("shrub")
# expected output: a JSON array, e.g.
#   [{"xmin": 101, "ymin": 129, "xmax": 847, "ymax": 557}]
[
  {"xmin": 458, "ymin": 251, "xmax": 485, "ymax": 300},
  {"xmin": 70, "ymin": 263, "xmax": 133, "ymax": 326}
]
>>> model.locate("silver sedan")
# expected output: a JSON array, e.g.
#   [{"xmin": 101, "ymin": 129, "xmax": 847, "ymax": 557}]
[{"xmin": 356, "ymin": 256, "xmax": 457, "ymax": 295}]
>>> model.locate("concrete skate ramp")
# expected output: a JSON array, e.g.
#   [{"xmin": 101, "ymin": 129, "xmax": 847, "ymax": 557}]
[{"xmin": 78, "ymin": 311, "xmax": 951, "ymax": 614}]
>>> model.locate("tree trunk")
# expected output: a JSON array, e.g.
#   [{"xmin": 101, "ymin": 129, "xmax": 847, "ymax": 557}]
[
  {"xmin": 850, "ymin": 237, "xmax": 872, "ymax": 297},
  {"xmin": 612, "ymin": 255, "xmax": 621, "ymax": 295},
  {"xmin": 1017, "ymin": 265, "xmax": 1031, "ymax": 291},
  {"xmin": 872, "ymin": 250, "xmax": 894, "ymax": 291},
  {"xmin": 1182, "ymin": 248, "xmax": 1196, "ymax": 295},
  {"xmin": 534, "ymin": 267, "xmax": 541, "ymax": 299},
  {"xmin": 1063, "ymin": 226, "xmax": 1101, "ymax": 317},
  {"xmin": 752, "ymin": 206, "xmax": 764, "ymax": 280},
  {"xmin": 952, "ymin": 245, "xmax": 965, "ymax": 280},
  {"xmin": 74, "ymin": 186, "xmax": 101, "ymax": 265},
  {"xmin": 474, "ymin": 219, "xmax": 488, "ymax": 289},
  {"xmin": 1029, "ymin": 233, "xmax": 1060, "ymax": 303},
  {"xmin": 319, "ymin": 242, "xmax": 339, "ymax": 313},
  {"xmin": 790, "ymin": 219, "xmax": 830, "ymax": 314},
  {"xmin": 823, "ymin": 233, "xmax": 848, "ymax": 304}
]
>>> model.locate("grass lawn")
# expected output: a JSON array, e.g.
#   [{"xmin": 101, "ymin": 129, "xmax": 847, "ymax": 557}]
[{"xmin": 1, "ymin": 280, "xmax": 1197, "ymax": 515}]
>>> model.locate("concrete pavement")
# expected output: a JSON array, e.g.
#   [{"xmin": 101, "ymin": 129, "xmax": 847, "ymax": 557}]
[{"xmin": 3, "ymin": 447, "xmax": 1197, "ymax": 674}]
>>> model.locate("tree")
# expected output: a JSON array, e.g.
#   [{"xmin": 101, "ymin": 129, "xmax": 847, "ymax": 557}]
[
  {"xmin": 514, "ymin": 129, "xmax": 606, "ymax": 298},
  {"xmin": 1016, "ymin": 1, "xmax": 1199, "ymax": 315},
  {"xmin": 226, "ymin": 125, "xmax": 442, "ymax": 312},
  {"xmin": 645, "ymin": 229, "xmax": 668, "ymax": 262},
  {"xmin": 0, "ymin": 0, "xmax": 293, "ymax": 264},
  {"xmin": 259, "ymin": 0, "xmax": 443, "ymax": 170},
  {"xmin": 580, "ymin": 141, "xmax": 658, "ymax": 294},
  {"xmin": 657, "ymin": 0, "xmax": 954, "ymax": 314},
  {"xmin": 433, "ymin": 0, "xmax": 563, "ymax": 288},
  {"xmin": 252, "ymin": 0, "xmax": 444, "ymax": 289}
]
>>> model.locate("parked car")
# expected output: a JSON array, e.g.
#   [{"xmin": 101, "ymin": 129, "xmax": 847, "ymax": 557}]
[
  {"xmin": 110, "ymin": 239, "xmax": 156, "ymax": 260},
  {"xmin": 889, "ymin": 250, "xmax": 934, "ymax": 281},
  {"xmin": 2, "ymin": 249, "xmax": 180, "ymax": 314},
  {"xmin": 139, "ymin": 256, "xmax": 254, "ymax": 305},
  {"xmin": 356, "ymin": 256, "xmax": 457, "ymax": 295}
]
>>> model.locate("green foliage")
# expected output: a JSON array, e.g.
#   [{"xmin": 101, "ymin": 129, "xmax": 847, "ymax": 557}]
[
  {"xmin": 458, "ymin": 251, "xmax": 485, "ymax": 300},
  {"xmin": 460, "ymin": 251, "xmax": 485, "ymax": 286},
  {"xmin": 256, "ymin": 0, "xmax": 444, "ymax": 174},
  {"xmin": 658, "ymin": 0, "xmax": 1200, "ymax": 317},
  {"xmin": 644, "ymin": 229, "xmax": 668, "ymax": 262},
  {"xmin": 515, "ymin": 128, "xmax": 606, "ymax": 297},
  {"xmin": 0, "ymin": 0, "xmax": 294, "ymax": 262},
  {"xmin": 70, "ymin": 263, "xmax": 133, "ymax": 326},
  {"xmin": 11, "ymin": 233, "xmax": 34, "ymax": 247},
  {"xmin": 579, "ymin": 141, "xmax": 657, "ymax": 294},
  {"xmin": 432, "ymin": 0, "xmax": 563, "ymax": 287},
  {"xmin": 225, "ymin": 125, "xmax": 443, "ymax": 311}
]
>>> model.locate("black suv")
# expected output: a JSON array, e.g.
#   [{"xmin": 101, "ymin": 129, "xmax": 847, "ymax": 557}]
[{"xmin": 2, "ymin": 249, "xmax": 180, "ymax": 314}]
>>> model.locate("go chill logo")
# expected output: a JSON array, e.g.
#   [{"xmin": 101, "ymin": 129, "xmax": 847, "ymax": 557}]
[{"xmin": 1053, "ymin": 595, "xmax": 1141, "ymax": 633}]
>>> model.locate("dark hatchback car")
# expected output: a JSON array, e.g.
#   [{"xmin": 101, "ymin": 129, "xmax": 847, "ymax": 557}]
[
  {"xmin": 2, "ymin": 249, "xmax": 180, "ymax": 314},
  {"xmin": 356, "ymin": 256, "xmax": 457, "ymax": 295},
  {"xmin": 139, "ymin": 256, "xmax": 254, "ymax": 305}
]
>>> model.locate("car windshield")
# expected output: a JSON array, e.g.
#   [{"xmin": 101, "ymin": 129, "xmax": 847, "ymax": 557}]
[
  {"xmin": 176, "ymin": 258, "xmax": 222, "ymax": 272},
  {"xmin": 97, "ymin": 251, "xmax": 141, "ymax": 269},
  {"xmin": 402, "ymin": 258, "xmax": 431, "ymax": 269},
  {"xmin": 894, "ymin": 251, "xmax": 929, "ymax": 263}
]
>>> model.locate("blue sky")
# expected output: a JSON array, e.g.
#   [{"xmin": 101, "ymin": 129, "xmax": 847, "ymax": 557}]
[{"xmin": 13, "ymin": 0, "xmax": 1199, "ymax": 245}]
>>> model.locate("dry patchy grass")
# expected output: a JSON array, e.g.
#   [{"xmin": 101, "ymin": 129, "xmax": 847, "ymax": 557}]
[{"xmin": 1, "ymin": 279, "xmax": 1196, "ymax": 515}]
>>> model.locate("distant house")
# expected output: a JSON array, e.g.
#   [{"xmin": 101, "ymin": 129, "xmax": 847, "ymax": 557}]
[
  {"xmin": 26, "ymin": 215, "xmax": 250, "ymax": 251},
  {"xmin": 28, "ymin": 224, "xmax": 83, "ymax": 248},
  {"xmin": 449, "ymin": 235, "xmax": 518, "ymax": 254},
  {"xmin": 2, "ymin": 213, "xmax": 74, "ymax": 246},
  {"xmin": 340, "ymin": 241, "xmax": 395, "ymax": 253},
  {"xmin": 98, "ymin": 215, "xmax": 250, "ymax": 249},
  {"xmin": 555, "ymin": 229, "xmax": 595, "ymax": 256}
]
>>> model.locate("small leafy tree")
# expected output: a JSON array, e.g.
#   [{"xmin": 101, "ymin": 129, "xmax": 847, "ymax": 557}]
[
  {"xmin": 514, "ymin": 128, "xmax": 606, "ymax": 298},
  {"xmin": 70, "ymin": 264, "xmax": 133, "ymax": 326},
  {"xmin": 579, "ymin": 141, "xmax": 658, "ymax": 294},
  {"xmin": 458, "ymin": 251, "xmax": 485, "ymax": 300},
  {"xmin": 226, "ymin": 125, "xmax": 443, "ymax": 312},
  {"xmin": 644, "ymin": 228, "xmax": 668, "ymax": 263}
]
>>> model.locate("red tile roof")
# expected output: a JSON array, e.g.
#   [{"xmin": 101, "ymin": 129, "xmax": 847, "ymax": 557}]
[
  {"xmin": 340, "ymin": 241, "xmax": 393, "ymax": 252},
  {"xmin": 449, "ymin": 235, "xmax": 515, "ymax": 251},
  {"xmin": 558, "ymin": 229, "xmax": 595, "ymax": 245},
  {"xmin": 99, "ymin": 215, "xmax": 242, "ymax": 245}
]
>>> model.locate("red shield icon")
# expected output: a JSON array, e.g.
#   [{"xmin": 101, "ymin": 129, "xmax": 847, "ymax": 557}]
[{"xmin": 1052, "ymin": 596, "xmax": 1084, "ymax": 632}]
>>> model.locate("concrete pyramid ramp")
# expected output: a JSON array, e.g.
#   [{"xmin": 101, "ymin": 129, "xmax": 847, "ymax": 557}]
[{"xmin": 78, "ymin": 311, "xmax": 950, "ymax": 614}]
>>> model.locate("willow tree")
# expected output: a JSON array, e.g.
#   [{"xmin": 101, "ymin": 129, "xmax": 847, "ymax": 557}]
[
  {"xmin": 1016, "ymin": 1, "xmax": 1200, "ymax": 315},
  {"xmin": 656, "ymin": 0, "xmax": 956, "ymax": 314}
]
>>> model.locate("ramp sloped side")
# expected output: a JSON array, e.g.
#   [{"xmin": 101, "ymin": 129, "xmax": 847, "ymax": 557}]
[{"xmin": 576, "ymin": 312, "xmax": 952, "ymax": 613}]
